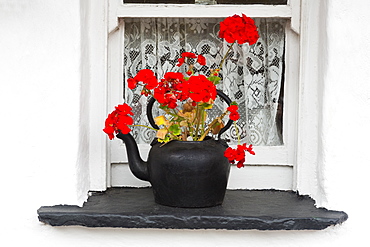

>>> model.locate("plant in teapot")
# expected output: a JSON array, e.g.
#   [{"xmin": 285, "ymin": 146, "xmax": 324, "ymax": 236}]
[{"xmin": 103, "ymin": 14, "xmax": 258, "ymax": 168}]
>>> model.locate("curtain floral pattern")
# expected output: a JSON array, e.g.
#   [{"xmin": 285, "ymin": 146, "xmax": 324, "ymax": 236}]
[{"xmin": 123, "ymin": 18, "xmax": 285, "ymax": 146}]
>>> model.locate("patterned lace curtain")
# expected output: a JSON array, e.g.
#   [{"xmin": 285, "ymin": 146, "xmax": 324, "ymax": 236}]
[{"xmin": 123, "ymin": 18, "xmax": 285, "ymax": 146}]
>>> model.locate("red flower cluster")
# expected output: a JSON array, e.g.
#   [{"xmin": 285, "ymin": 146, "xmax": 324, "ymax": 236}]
[
  {"xmin": 125, "ymin": 51, "xmax": 216, "ymax": 110},
  {"xmin": 153, "ymin": 73, "xmax": 217, "ymax": 109},
  {"xmin": 224, "ymin": 143, "xmax": 255, "ymax": 168},
  {"xmin": 219, "ymin": 14, "xmax": 259, "ymax": 45},
  {"xmin": 227, "ymin": 104, "xmax": 240, "ymax": 121},
  {"xmin": 127, "ymin": 69, "xmax": 158, "ymax": 91},
  {"xmin": 185, "ymin": 75, "xmax": 217, "ymax": 103},
  {"xmin": 154, "ymin": 72, "xmax": 186, "ymax": 109},
  {"xmin": 177, "ymin": 52, "xmax": 206, "ymax": 67},
  {"xmin": 125, "ymin": 52, "xmax": 212, "ymax": 111},
  {"xmin": 103, "ymin": 103, "xmax": 134, "ymax": 140}
]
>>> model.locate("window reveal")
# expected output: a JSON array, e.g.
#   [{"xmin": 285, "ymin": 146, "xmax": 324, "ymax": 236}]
[{"xmin": 123, "ymin": 18, "xmax": 285, "ymax": 146}]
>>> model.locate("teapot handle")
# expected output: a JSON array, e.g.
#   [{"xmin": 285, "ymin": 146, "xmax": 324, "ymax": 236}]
[{"xmin": 146, "ymin": 89, "xmax": 233, "ymax": 139}]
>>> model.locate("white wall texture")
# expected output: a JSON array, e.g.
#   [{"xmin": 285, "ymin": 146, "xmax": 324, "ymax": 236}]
[{"xmin": 0, "ymin": 0, "xmax": 369, "ymax": 246}]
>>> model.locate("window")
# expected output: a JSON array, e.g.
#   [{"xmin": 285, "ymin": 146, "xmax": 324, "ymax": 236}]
[
  {"xmin": 103, "ymin": 0, "xmax": 301, "ymax": 190},
  {"xmin": 123, "ymin": 0, "xmax": 288, "ymax": 4}
]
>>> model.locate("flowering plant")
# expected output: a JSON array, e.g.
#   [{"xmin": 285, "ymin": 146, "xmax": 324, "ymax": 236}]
[{"xmin": 104, "ymin": 14, "xmax": 258, "ymax": 167}]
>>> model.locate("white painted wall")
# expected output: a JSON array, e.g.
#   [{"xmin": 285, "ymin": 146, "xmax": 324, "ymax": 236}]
[{"xmin": 0, "ymin": 0, "xmax": 369, "ymax": 246}]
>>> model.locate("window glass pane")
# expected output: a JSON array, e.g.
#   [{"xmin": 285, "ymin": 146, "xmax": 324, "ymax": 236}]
[
  {"xmin": 123, "ymin": 18, "xmax": 285, "ymax": 146},
  {"xmin": 123, "ymin": 0, "xmax": 287, "ymax": 4}
]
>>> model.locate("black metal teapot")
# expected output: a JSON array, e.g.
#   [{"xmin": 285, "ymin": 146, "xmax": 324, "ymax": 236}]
[{"xmin": 116, "ymin": 90, "xmax": 233, "ymax": 208}]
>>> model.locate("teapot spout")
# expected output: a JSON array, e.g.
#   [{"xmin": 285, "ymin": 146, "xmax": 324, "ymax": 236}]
[{"xmin": 116, "ymin": 132, "xmax": 149, "ymax": 182}]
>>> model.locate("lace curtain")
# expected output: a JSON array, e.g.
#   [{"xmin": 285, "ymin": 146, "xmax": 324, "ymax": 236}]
[{"xmin": 123, "ymin": 18, "xmax": 285, "ymax": 146}]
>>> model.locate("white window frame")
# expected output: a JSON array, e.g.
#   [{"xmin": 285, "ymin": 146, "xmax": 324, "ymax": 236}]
[{"xmin": 87, "ymin": 0, "xmax": 324, "ymax": 200}]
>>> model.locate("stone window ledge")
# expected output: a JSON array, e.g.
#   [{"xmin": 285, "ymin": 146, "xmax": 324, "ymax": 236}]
[{"xmin": 38, "ymin": 187, "xmax": 348, "ymax": 230}]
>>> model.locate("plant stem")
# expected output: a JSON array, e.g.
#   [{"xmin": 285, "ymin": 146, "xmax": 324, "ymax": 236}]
[
  {"xmin": 234, "ymin": 121, "xmax": 240, "ymax": 145},
  {"xmin": 169, "ymin": 132, "xmax": 182, "ymax": 141},
  {"xmin": 130, "ymin": 124, "xmax": 158, "ymax": 131},
  {"xmin": 218, "ymin": 41, "xmax": 236, "ymax": 71},
  {"xmin": 201, "ymin": 110, "xmax": 206, "ymax": 137},
  {"xmin": 193, "ymin": 104, "xmax": 204, "ymax": 140},
  {"xmin": 198, "ymin": 110, "xmax": 228, "ymax": 141}
]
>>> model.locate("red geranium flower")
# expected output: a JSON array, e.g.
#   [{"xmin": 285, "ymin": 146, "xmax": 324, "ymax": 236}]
[
  {"xmin": 177, "ymin": 52, "xmax": 197, "ymax": 67},
  {"xmin": 103, "ymin": 103, "xmax": 134, "ymax": 139},
  {"xmin": 227, "ymin": 105, "xmax": 238, "ymax": 112},
  {"xmin": 224, "ymin": 147, "xmax": 236, "ymax": 163},
  {"xmin": 184, "ymin": 75, "xmax": 217, "ymax": 103},
  {"xmin": 197, "ymin": 54, "xmax": 206, "ymax": 66},
  {"xmin": 182, "ymin": 52, "xmax": 197, "ymax": 58},
  {"xmin": 103, "ymin": 111, "xmax": 118, "ymax": 140},
  {"xmin": 224, "ymin": 143, "xmax": 255, "ymax": 168},
  {"xmin": 229, "ymin": 112, "xmax": 240, "ymax": 121},
  {"xmin": 116, "ymin": 115, "xmax": 133, "ymax": 130},
  {"xmin": 227, "ymin": 104, "xmax": 240, "ymax": 121},
  {"xmin": 177, "ymin": 57, "xmax": 185, "ymax": 67},
  {"xmin": 219, "ymin": 14, "xmax": 259, "ymax": 45},
  {"xmin": 135, "ymin": 69, "xmax": 155, "ymax": 81},
  {"xmin": 152, "ymin": 72, "xmax": 187, "ymax": 109},
  {"xmin": 128, "ymin": 69, "xmax": 158, "ymax": 90},
  {"xmin": 163, "ymin": 72, "xmax": 185, "ymax": 83},
  {"xmin": 176, "ymin": 52, "xmax": 206, "ymax": 67},
  {"xmin": 136, "ymin": 69, "xmax": 158, "ymax": 90},
  {"xmin": 115, "ymin": 103, "xmax": 134, "ymax": 116},
  {"xmin": 128, "ymin": 78, "xmax": 138, "ymax": 90}
]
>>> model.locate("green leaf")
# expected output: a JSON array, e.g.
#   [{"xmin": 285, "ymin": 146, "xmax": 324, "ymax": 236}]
[
  {"xmin": 200, "ymin": 102, "xmax": 213, "ymax": 109},
  {"xmin": 207, "ymin": 76, "xmax": 221, "ymax": 85},
  {"xmin": 174, "ymin": 116, "xmax": 185, "ymax": 122},
  {"xmin": 159, "ymin": 105, "xmax": 169, "ymax": 110},
  {"xmin": 169, "ymin": 124, "xmax": 181, "ymax": 135},
  {"xmin": 158, "ymin": 135, "xmax": 170, "ymax": 143}
]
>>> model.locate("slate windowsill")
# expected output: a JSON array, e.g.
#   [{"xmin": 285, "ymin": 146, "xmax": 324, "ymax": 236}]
[{"xmin": 37, "ymin": 187, "xmax": 348, "ymax": 230}]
